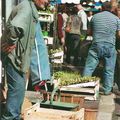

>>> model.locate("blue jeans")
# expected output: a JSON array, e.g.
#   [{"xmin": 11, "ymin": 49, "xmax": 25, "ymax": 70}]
[
  {"xmin": 30, "ymin": 22, "xmax": 51, "ymax": 86},
  {"xmin": 1, "ymin": 61, "xmax": 26, "ymax": 120},
  {"xmin": 83, "ymin": 42, "xmax": 117, "ymax": 94},
  {"xmin": 115, "ymin": 50, "xmax": 120, "ymax": 90}
]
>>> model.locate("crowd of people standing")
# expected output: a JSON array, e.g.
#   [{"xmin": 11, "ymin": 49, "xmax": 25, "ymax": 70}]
[
  {"xmin": 57, "ymin": 1, "xmax": 120, "ymax": 98},
  {"xmin": 1, "ymin": 0, "xmax": 120, "ymax": 120}
]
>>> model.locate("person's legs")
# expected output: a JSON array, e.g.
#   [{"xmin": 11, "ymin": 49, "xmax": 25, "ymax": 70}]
[
  {"xmin": 113, "ymin": 51, "xmax": 120, "ymax": 95},
  {"xmin": 65, "ymin": 34, "xmax": 73, "ymax": 64},
  {"xmin": 83, "ymin": 48, "xmax": 99, "ymax": 76},
  {"xmin": 103, "ymin": 46, "xmax": 117, "ymax": 94},
  {"xmin": 73, "ymin": 35, "xmax": 80, "ymax": 65},
  {"xmin": 1, "ymin": 62, "xmax": 26, "ymax": 120},
  {"xmin": 116, "ymin": 51, "xmax": 120, "ymax": 90}
]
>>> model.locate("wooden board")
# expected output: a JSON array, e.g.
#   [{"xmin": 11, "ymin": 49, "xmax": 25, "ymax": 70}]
[
  {"xmin": 85, "ymin": 108, "xmax": 98, "ymax": 120},
  {"xmin": 61, "ymin": 87, "xmax": 95, "ymax": 94},
  {"xmin": 25, "ymin": 91, "xmax": 44, "ymax": 103},
  {"xmin": 47, "ymin": 92, "xmax": 85, "ymax": 108},
  {"xmin": 64, "ymin": 80, "xmax": 99, "ymax": 88},
  {"xmin": 23, "ymin": 103, "xmax": 84, "ymax": 120},
  {"xmin": 60, "ymin": 80, "xmax": 100, "ymax": 100},
  {"xmin": 21, "ymin": 97, "xmax": 33, "ymax": 114}
]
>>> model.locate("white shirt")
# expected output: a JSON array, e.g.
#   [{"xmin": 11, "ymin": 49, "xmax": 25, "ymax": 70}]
[
  {"xmin": 62, "ymin": 13, "xmax": 69, "ymax": 29},
  {"xmin": 88, "ymin": 16, "xmax": 93, "ymax": 22},
  {"xmin": 78, "ymin": 9, "xmax": 87, "ymax": 30}
]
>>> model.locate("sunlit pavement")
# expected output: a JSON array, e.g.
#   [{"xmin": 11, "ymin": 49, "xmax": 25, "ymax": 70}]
[{"xmin": 97, "ymin": 91, "xmax": 120, "ymax": 120}]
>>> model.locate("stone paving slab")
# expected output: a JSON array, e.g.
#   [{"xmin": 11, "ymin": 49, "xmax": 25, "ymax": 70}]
[
  {"xmin": 99, "ymin": 94, "xmax": 115, "ymax": 105},
  {"xmin": 112, "ymin": 112, "xmax": 120, "ymax": 120},
  {"xmin": 98, "ymin": 105, "xmax": 115, "ymax": 113},
  {"xmin": 97, "ymin": 112, "xmax": 113, "ymax": 120},
  {"xmin": 97, "ymin": 94, "xmax": 116, "ymax": 120}
]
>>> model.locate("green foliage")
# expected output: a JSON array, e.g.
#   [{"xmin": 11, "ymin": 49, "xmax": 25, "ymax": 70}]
[
  {"xmin": 49, "ymin": 48, "xmax": 63, "ymax": 54},
  {"xmin": 80, "ymin": 34, "xmax": 86, "ymax": 41},
  {"xmin": 53, "ymin": 71, "xmax": 100, "ymax": 86}
]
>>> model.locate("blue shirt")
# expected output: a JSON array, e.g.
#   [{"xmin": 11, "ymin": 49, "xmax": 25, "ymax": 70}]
[{"xmin": 90, "ymin": 11, "xmax": 120, "ymax": 45}]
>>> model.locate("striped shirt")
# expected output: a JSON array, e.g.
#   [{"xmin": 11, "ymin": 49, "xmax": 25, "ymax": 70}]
[{"xmin": 90, "ymin": 11, "xmax": 120, "ymax": 45}]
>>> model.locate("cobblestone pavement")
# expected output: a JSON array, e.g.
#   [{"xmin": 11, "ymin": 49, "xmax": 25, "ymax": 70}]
[
  {"xmin": 97, "ymin": 93, "xmax": 120, "ymax": 120},
  {"xmin": 112, "ymin": 95, "xmax": 120, "ymax": 120}
]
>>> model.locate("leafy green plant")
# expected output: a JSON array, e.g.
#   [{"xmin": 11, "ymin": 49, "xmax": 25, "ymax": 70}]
[
  {"xmin": 49, "ymin": 48, "xmax": 63, "ymax": 55},
  {"xmin": 53, "ymin": 71, "xmax": 100, "ymax": 86},
  {"xmin": 80, "ymin": 34, "xmax": 86, "ymax": 41}
]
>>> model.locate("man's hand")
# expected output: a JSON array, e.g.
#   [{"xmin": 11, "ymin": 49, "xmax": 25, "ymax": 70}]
[
  {"xmin": 1, "ymin": 41, "xmax": 16, "ymax": 54},
  {"xmin": 60, "ymin": 37, "xmax": 65, "ymax": 46}
]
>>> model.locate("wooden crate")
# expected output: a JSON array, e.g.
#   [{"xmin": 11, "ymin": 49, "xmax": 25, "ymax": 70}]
[
  {"xmin": 25, "ymin": 91, "xmax": 44, "ymax": 103},
  {"xmin": 47, "ymin": 92, "xmax": 85, "ymax": 108},
  {"xmin": 21, "ymin": 97, "xmax": 33, "ymax": 114},
  {"xmin": 23, "ymin": 103, "xmax": 84, "ymax": 120},
  {"xmin": 60, "ymin": 80, "xmax": 100, "ymax": 100},
  {"xmin": 85, "ymin": 108, "xmax": 98, "ymax": 120},
  {"xmin": 83, "ymin": 100, "xmax": 99, "ymax": 120}
]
